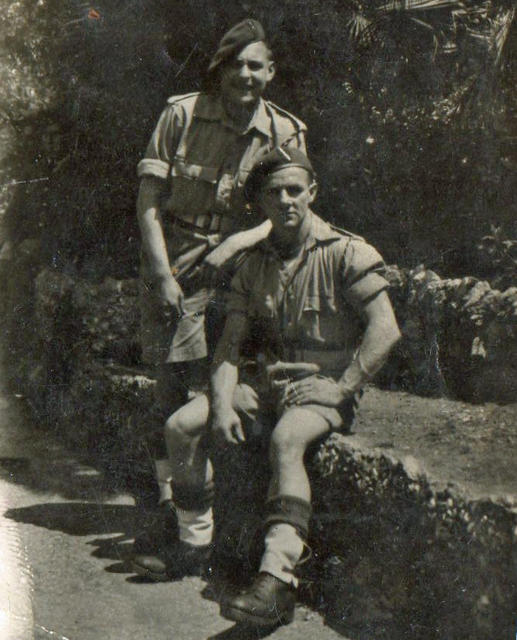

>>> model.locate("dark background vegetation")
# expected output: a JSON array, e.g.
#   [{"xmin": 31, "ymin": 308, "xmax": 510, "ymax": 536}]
[{"xmin": 1, "ymin": 0, "xmax": 516, "ymax": 283}]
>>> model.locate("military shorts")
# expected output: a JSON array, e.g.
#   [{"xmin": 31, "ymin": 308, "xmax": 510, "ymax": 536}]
[
  {"xmin": 139, "ymin": 219, "xmax": 229, "ymax": 365},
  {"xmin": 232, "ymin": 376, "xmax": 358, "ymax": 438}
]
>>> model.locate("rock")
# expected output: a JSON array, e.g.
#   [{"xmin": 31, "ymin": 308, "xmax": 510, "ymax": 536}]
[
  {"xmin": 310, "ymin": 435, "xmax": 516, "ymax": 640},
  {"xmin": 384, "ymin": 265, "xmax": 517, "ymax": 402}
]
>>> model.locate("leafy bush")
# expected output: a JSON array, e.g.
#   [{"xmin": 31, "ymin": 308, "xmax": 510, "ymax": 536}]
[{"xmin": 0, "ymin": 0, "xmax": 515, "ymax": 283}]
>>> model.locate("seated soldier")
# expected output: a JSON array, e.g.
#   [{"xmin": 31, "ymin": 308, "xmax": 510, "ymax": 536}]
[{"xmin": 148, "ymin": 148, "xmax": 401, "ymax": 626}]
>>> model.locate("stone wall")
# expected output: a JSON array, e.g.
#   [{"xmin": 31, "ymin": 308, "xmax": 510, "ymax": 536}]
[
  {"xmin": 2, "ymin": 263, "xmax": 515, "ymax": 639},
  {"xmin": 310, "ymin": 436, "xmax": 516, "ymax": 640},
  {"xmin": 11, "ymin": 263, "xmax": 516, "ymax": 412}
]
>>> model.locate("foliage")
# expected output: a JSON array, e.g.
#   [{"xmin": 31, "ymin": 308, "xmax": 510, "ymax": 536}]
[
  {"xmin": 0, "ymin": 0, "xmax": 515, "ymax": 283},
  {"xmin": 476, "ymin": 224, "xmax": 517, "ymax": 290}
]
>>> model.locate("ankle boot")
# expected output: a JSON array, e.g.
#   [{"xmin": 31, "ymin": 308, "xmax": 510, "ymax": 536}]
[
  {"xmin": 132, "ymin": 499, "xmax": 178, "ymax": 556},
  {"xmin": 132, "ymin": 540, "xmax": 212, "ymax": 582},
  {"xmin": 221, "ymin": 572, "xmax": 296, "ymax": 626}
]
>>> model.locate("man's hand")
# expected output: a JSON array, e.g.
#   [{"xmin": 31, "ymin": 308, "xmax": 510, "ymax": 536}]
[
  {"xmin": 212, "ymin": 408, "xmax": 245, "ymax": 445},
  {"xmin": 156, "ymin": 275, "xmax": 184, "ymax": 319},
  {"xmin": 282, "ymin": 375, "xmax": 353, "ymax": 409},
  {"xmin": 266, "ymin": 361, "xmax": 320, "ymax": 388}
]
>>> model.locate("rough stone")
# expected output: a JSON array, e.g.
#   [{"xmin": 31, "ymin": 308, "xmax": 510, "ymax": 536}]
[
  {"xmin": 17, "ymin": 266, "xmax": 517, "ymax": 406},
  {"xmin": 3, "ymin": 266, "xmax": 516, "ymax": 639}
]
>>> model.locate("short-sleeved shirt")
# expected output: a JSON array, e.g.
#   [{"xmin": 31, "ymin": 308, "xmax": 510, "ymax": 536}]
[
  {"xmin": 138, "ymin": 92, "xmax": 306, "ymax": 235},
  {"xmin": 228, "ymin": 213, "xmax": 389, "ymax": 374},
  {"xmin": 138, "ymin": 92, "xmax": 306, "ymax": 364}
]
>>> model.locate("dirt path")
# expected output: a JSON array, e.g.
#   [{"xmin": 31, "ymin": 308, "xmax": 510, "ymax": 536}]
[
  {"xmin": 1, "ymin": 378, "xmax": 515, "ymax": 639},
  {"xmin": 0, "ymin": 387, "xmax": 348, "ymax": 640},
  {"xmin": 354, "ymin": 387, "xmax": 517, "ymax": 501}
]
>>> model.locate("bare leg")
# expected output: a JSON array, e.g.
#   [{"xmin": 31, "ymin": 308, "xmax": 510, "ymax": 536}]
[
  {"xmin": 268, "ymin": 407, "xmax": 330, "ymax": 502},
  {"xmin": 164, "ymin": 393, "xmax": 211, "ymax": 494},
  {"xmin": 221, "ymin": 408, "xmax": 329, "ymax": 625}
]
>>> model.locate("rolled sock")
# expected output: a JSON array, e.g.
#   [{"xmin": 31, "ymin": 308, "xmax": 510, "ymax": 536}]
[
  {"xmin": 176, "ymin": 506, "xmax": 214, "ymax": 547},
  {"xmin": 259, "ymin": 523, "xmax": 304, "ymax": 588},
  {"xmin": 154, "ymin": 458, "xmax": 173, "ymax": 503}
]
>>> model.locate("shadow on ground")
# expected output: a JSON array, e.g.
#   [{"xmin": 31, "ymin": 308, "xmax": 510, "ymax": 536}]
[
  {"xmin": 206, "ymin": 623, "xmax": 279, "ymax": 639},
  {"xmin": 0, "ymin": 454, "xmax": 124, "ymax": 501},
  {"xmin": 4, "ymin": 501, "xmax": 153, "ymax": 572}
]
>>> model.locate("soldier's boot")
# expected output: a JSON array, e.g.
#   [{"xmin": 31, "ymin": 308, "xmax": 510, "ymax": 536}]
[
  {"xmin": 221, "ymin": 571, "xmax": 296, "ymax": 626},
  {"xmin": 221, "ymin": 498, "xmax": 310, "ymax": 627},
  {"xmin": 132, "ymin": 484, "xmax": 214, "ymax": 581},
  {"xmin": 132, "ymin": 539, "xmax": 213, "ymax": 582}
]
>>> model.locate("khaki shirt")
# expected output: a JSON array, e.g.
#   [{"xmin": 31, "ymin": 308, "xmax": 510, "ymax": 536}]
[
  {"xmin": 137, "ymin": 92, "xmax": 306, "ymax": 235},
  {"xmin": 228, "ymin": 213, "xmax": 389, "ymax": 372}
]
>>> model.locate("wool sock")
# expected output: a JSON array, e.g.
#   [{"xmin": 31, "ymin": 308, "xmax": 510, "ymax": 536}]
[
  {"xmin": 259, "ymin": 523, "xmax": 304, "ymax": 588},
  {"xmin": 176, "ymin": 506, "xmax": 214, "ymax": 547}
]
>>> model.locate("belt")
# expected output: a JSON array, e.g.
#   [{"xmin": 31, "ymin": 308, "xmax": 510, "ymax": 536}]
[
  {"xmin": 172, "ymin": 217, "xmax": 222, "ymax": 249},
  {"xmin": 290, "ymin": 347, "xmax": 352, "ymax": 373},
  {"xmin": 172, "ymin": 216, "xmax": 220, "ymax": 236}
]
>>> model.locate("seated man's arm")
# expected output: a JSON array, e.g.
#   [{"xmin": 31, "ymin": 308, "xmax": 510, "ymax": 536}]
[
  {"xmin": 210, "ymin": 311, "xmax": 249, "ymax": 445},
  {"xmin": 137, "ymin": 176, "xmax": 184, "ymax": 317},
  {"xmin": 282, "ymin": 291, "xmax": 401, "ymax": 408},
  {"xmin": 339, "ymin": 290, "xmax": 401, "ymax": 394}
]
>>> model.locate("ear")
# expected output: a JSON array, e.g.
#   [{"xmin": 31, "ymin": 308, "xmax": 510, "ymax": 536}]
[
  {"xmin": 266, "ymin": 60, "xmax": 276, "ymax": 83},
  {"xmin": 307, "ymin": 181, "xmax": 318, "ymax": 203}
]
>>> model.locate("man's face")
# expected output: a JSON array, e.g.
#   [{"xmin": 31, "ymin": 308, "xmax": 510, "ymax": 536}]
[
  {"xmin": 258, "ymin": 167, "xmax": 316, "ymax": 232},
  {"xmin": 219, "ymin": 41, "xmax": 275, "ymax": 108}
]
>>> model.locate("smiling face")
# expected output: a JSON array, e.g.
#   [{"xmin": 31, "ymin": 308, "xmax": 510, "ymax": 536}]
[
  {"xmin": 219, "ymin": 41, "xmax": 275, "ymax": 109},
  {"xmin": 258, "ymin": 166, "xmax": 317, "ymax": 233}
]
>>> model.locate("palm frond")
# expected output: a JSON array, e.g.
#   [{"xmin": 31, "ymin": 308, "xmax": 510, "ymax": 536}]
[
  {"xmin": 347, "ymin": 12, "xmax": 376, "ymax": 45},
  {"xmin": 492, "ymin": 7, "xmax": 516, "ymax": 69},
  {"xmin": 377, "ymin": 0, "xmax": 464, "ymax": 14}
]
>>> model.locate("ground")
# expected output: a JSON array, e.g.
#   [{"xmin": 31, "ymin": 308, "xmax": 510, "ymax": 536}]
[
  {"xmin": 0, "ymin": 382, "xmax": 347, "ymax": 640},
  {"xmin": 355, "ymin": 387, "xmax": 517, "ymax": 500},
  {"xmin": 0, "ymin": 382, "xmax": 515, "ymax": 640}
]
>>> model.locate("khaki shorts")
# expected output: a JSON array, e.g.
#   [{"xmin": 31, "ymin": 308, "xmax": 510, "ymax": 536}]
[
  {"xmin": 139, "ymin": 219, "xmax": 242, "ymax": 365},
  {"xmin": 232, "ymin": 377, "xmax": 358, "ymax": 437}
]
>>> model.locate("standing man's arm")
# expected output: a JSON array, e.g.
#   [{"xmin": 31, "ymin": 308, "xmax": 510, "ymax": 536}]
[
  {"xmin": 203, "ymin": 125, "xmax": 306, "ymax": 269},
  {"xmin": 210, "ymin": 312, "xmax": 249, "ymax": 444},
  {"xmin": 137, "ymin": 176, "xmax": 184, "ymax": 317},
  {"xmin": 202, "ymin": 219, "xmax": 272, "ymax": 270}
]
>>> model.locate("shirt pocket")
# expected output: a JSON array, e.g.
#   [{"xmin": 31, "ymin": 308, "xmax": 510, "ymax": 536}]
[
  {"xmin": 170, "ymin": 157, "xmax": 219, "ymax": 215},
  {"xmin": 299, "ymin": 293, "xmax": 339, "ymax": 345}
]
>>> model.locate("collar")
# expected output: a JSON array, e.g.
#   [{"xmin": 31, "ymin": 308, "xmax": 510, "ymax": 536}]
[
  {"xmin": 259, "ymin": 213, "xmax": 345, "ymax": 257},
  {"xmin": 193, "ymin": 94, "xmax": 271, "ymax": 137},
  {"xmin": 306, "ymin": 213, "xmax": 345, "ymax": 247}
]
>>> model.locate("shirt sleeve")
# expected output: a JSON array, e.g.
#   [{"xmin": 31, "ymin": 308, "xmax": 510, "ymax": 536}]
[
  {"xmin": 342, "ymin": 240, "xmax": 389, "ymax": 309},
  {"xmin": 137, "ymin": 103, "xmax": 183, "ymax": 181},
  {"xmin": 226, "ymin": 256, "xmax": 254, "ymax": 315}
]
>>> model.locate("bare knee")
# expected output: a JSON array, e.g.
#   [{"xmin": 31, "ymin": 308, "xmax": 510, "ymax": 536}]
[
  {"xmin": 269, "ymin": 424, "xmax": 305, "ymax": 466},
  {"xmin": 164, "ymin": 413, "xmax": 194, "ymax": 450},
  {"xmin": 164, "ymin": 396, "xmax": 208, "ymax": 445}
]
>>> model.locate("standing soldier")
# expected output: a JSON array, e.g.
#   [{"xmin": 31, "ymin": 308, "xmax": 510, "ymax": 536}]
[{"xmin": 132, "ymin": 19, "xmax": 306, "ymax": 575}]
